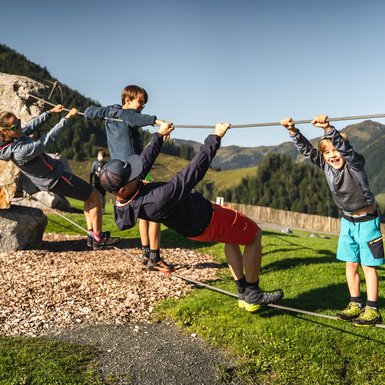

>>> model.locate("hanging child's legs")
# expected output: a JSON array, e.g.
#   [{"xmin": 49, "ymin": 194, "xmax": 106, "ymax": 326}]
[
  {"xmin": 51, "ymin": 172, "xmax": 119, "ymax": 250},
  {"xmin": 84, "ymin": 188, "xmax": 102, "ymax": 234}
]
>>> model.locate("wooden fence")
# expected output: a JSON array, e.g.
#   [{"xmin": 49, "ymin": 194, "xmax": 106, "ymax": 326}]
[{"xmin": 223, "ymin": 202, "xmax": 385, "ymax": 235}]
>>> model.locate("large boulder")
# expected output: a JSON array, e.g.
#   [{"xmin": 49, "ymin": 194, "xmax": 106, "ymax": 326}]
[{"xmin": 0, "ymin": 206, "xmax": 47, "ymax": 251}]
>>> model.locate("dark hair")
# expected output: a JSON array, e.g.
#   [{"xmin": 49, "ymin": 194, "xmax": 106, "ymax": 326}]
[
  {"xmin": 0, "ymin": 111, "xmax": 17, "ymax": 127},
  {"xmin": 0, "ymin": 111, "xmax": 18, "ymax": 143},
  {"xmin": 121, "ymin": 85, "xmax": 148, "ymax": 105}
]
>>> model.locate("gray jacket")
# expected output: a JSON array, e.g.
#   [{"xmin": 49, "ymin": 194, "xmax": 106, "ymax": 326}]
[
  {"xmin": 290, "ymin": 127, "xmax": 375, "ymax": 213},
  {"xmin": 0, "ymin": 112, "xmax": 70, "ymax": 190}
]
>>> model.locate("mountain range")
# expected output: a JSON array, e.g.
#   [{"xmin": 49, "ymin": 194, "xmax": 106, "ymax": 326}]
[{"xmin": 173, "ymin": 119, "xmax": 385, "ymax": 194}]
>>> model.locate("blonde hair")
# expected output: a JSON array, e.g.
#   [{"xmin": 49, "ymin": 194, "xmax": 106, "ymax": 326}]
[{"xmin": 318, "ymin": 131, "xmax": 349, "ymax": 152}]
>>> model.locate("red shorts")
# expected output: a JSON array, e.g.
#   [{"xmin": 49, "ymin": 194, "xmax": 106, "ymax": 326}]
[{"xmin": 189, "ymin": 204, "xmax": 259, "ymax": 245}]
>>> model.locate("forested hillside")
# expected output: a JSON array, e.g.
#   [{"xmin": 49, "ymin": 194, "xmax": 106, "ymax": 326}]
[{"xmin": 0, "ymin": 43, "xmax": 196, "ymax": 162}]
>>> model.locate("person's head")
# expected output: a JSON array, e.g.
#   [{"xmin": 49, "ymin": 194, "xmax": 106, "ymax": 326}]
[
  {"xmin": 0, "ymin": 111, "xmax": 23, "ymax": 144},
  {"xmin": 99, "ymin": 156, "xmax": 143, "ymax": 199},
  {"xmin": 97, "ymin": 150, "xmax": 106, "ymax": 161},
  {"xmin": 318, "ymin": 131, "xmax": 349, "ymax": 170},
  {"xmin": 121, "ymin": 85, "xmax": 148, "ymax": 111}
]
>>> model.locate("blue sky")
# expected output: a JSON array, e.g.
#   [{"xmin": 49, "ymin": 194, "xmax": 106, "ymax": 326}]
[{"xmin": 2, "ymin": 0, "xmax": 385, "ymax": 147}]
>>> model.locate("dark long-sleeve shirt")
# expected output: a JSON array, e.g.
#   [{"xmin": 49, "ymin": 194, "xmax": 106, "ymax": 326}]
[
  {"xmin": 290, "ymin": 127, "xmax": 375, "ymax": 213},
  {"xmin": 84, "ymin": 105, "xmax": 156, "ymax": 160},
  {"xmin": 114, "ymin": 132, "xmax": 221, "ymax": 237}
]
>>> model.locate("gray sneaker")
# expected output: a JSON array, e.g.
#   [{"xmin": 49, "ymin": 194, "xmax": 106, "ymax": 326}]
[{"xmin": 244, "ymin": 286, "xmax": 284, "ymax": 313}]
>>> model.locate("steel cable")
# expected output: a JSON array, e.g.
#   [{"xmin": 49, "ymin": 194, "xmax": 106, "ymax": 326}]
[
  {"xmin": 27, "ymin": 194, "xmax": 385, "ymax": 329},
  {"xmin": 27, "ymin": 94, "xmax": 385, "ymax": 128}
]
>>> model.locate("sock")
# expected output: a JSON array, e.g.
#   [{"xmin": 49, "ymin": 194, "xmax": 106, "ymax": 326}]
[
  {"xmin": 245, "ymin": 279, "xmax": 259, "ymax": 289},
  {"xmin": 88, "ymin": 229, "xmax": 93, "ymax": 237},
  {"xmin": 351, "ymin": 296, "xmax": 363, "ymax": 308},
  {"xmin": 149, "ymin": 249, "xmax": 160, "ymax": 263},
  {"xmin": 366, "ymin": 300, "xmax": 378, "ymax": 310},
  {"xmin": 235, "ymin": 277, "xmax": 246, "ymax": 293},
  {"xmin": 91, "ymin": 231, "xmax": 101, "ymax": 242},
  {"xmin": 142, "ymin": 245, "xmax": 150, "ymax": 257}
]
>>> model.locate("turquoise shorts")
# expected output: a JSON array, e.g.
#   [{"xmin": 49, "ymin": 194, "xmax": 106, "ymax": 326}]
[{"xmin": 337, "ymin": 216, "xmax": 385, "ymax": 266}]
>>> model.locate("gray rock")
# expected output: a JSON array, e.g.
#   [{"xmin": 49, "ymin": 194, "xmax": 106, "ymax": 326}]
[{"xmin": 0, "ymin": 205, "xmax": 47, "ymax": 251}]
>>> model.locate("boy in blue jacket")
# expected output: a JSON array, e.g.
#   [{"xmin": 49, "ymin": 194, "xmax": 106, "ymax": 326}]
[
  {"xmin": 98, "ymin": 121, "xmax": 284, "ymax": 313},
  {"xmin": 0, "ymin": 105, "xmax": 119, "ymax": 250},
  {"xmin": 281, "ymin": 115, "xmax": 384, "ymax": 326},
  {"xmin": 84, "ymin": 85, "xmax": 170, "ymax": 269}
]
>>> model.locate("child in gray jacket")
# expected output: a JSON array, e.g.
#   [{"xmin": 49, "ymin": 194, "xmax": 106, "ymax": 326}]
[
  {"xmin": 281, "ymin": 115, "xmax": 384, "ymax": 326},
  {"xmin": 0, "ymin": 104, "xmax": 119, "ymax": 250}
]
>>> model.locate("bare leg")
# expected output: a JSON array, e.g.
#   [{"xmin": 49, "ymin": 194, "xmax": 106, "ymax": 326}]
[
  {"xmin": 225, "ymin": 228, "xmax": 262, "ymax": 283},
  {"xmin": 361, "ymin": 265, "xmax": 379, "ymax": 302},
  {"xmin": 84, "ymin": 188, "xmax": 102, "ymax": 233},
  {"xmin": 149, "ymin": 221, "xmax": 161, "ymax": 250},
  {"xmin": 139, "ymin": 219, "xmax": 150, "ymax": 246},
  {"xmin": 345, "ymin": 262, "xmax": 361, "ymax": 297}
]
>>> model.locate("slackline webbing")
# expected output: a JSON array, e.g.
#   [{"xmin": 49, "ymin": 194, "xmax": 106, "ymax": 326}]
[
  {"xmin": 27, "ymin": 94, "xmax": 385, "ymax": 129},
  {"xmin": 29, "ymin": 195, "xmax": 385, "ymax": 329}
]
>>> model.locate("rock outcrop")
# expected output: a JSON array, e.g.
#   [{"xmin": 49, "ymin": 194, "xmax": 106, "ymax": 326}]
[{"xmin": 0, "ymin": 206, "xmax": 47, "ymax": 251}]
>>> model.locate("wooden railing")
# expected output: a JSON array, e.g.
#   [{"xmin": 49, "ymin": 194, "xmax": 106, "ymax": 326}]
[{"xmin": 223, "ymin": 202, "xmax": 385, "ymax": 235}]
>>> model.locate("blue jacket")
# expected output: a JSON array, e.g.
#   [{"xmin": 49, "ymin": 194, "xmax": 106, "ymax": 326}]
[
  {"xmin": 84, "ymin": 105, "xmax": 156, "ymax": 160},
  {"xmin": 0, "ymin": 112, "xmax": 70, "ymax": 190},
  {"xmin": 290, "ymin": 127, "xmax": 375, "ymax": 213},
  {"xmin": 114, "ymin": 132, "xmax": 220, "ymax": 237}
]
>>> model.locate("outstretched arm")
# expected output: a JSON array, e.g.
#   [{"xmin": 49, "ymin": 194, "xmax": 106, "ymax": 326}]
[
  {"xmin": 281, "ymin": 117, "xmax": 324, "ymax": 168},
  {"xmin": 22, "ymin": 104, "xmax": 65, "ymax": 136},
  {"xmin": 165, "ymin": 122, "xmax": 230, "ymax": 200},
  {"xmin": 312, "ymin": 114, "xmax": 364, "ymax": 168},
  {"xmin": 14, "ymin": 108, "xmax": 78, "ymax": 163},
  {"xmin": 138, "ymin": 121, "xmax": 174, "ymax": 178}
]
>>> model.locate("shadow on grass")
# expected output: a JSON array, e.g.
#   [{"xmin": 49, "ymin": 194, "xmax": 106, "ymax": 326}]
[
  {"xmin": 160, "ymin": 228, "xmax": 217, "ymax": 249},
  {"xmin": 288, "ymin": 313, "xmax": 385, "ymax": 345},
  {"xmin": 280, "ymin": 282, "xmax": 385, "ymax": 318},
  {"xmin": 262, "ymin": 252, "xmax": 336, "ymax": 273}
]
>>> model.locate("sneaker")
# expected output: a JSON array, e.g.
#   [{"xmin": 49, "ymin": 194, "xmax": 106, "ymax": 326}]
[
  {"xmin": 237, "ymin": 289, "xmax": 246, "ymax": 309},
  {"xmin": 86, "ymin": 234, "xmax": 93, "ymax": 248},
  {"xmin": 146, "ymin": 258, "xmax": 175, "ymax": 273},
  {"xmin": 244, "ymin": 286, "xmax": 284, "ymax": 313},
  {"xmin": 336, "ymin": 302, "xmax": 362, "ymax": 321},
  {"xmin": 352, "ymin": 306, "xmax": 382, "ymax": 327},
  {"xmin": 93, "ymin": 231, "xmax": 120, "ymax": 250},
  {"xmin": 141, "ymin": 254, "xmax": 149, "ymax": 265}
]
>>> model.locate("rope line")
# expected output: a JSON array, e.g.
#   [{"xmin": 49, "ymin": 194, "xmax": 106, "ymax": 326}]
[
  {"xmin": 29, "ymin": 194, "xmax": 385, "ymax": 328},
  {"xmin": 27, "ymin": 94, "xmax": 385, "ymax": 129}
]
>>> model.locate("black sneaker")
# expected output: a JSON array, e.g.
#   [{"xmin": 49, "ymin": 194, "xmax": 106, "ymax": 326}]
[
  {"xmin": 244, "ymin": 286, "xmax": 284, "ymax": 313},
  {"xmin": 141, "ymin": 254, "xmax": 149, "ymax": 265},
  {"xmin": 86, "ymin": 234, "xmax": 93, "ymax": 248},
  {"xmin": 145, "ymin": 258, "xmax": 175, "ymax": 273},
  {"xmin": 93, "ymin": 231, "xmax": 120, "ymax": 250},
  {"xmin": 237, "ymin": 289, "xmax": 246, "ymax": 309}
]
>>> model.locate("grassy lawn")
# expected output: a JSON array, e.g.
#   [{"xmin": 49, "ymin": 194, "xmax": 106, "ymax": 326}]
[{"xmin": 1, "ymin": 198, "xmax": 385, "ymax": 384}]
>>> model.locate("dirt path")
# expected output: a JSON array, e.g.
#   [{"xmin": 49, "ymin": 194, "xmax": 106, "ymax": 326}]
[{"xmin": 0, "ymin": 233, "xmax": 241, "ymax": 384}]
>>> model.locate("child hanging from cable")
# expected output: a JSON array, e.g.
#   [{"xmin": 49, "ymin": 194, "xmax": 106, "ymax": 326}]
[
  {"xmin": 0, "ymin": 104, "xmax": 119, "ymax": 250},
  {"xmin": 281, "ymin": 115, "xmax": 384, "ymax": 326},
  {"xmin": 84, "ymin": 85, "xmax": 171, "ymax": 270},
  {"xmin": 98, "ymin": 121, "xmax": 284, "ymax": 312}
]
